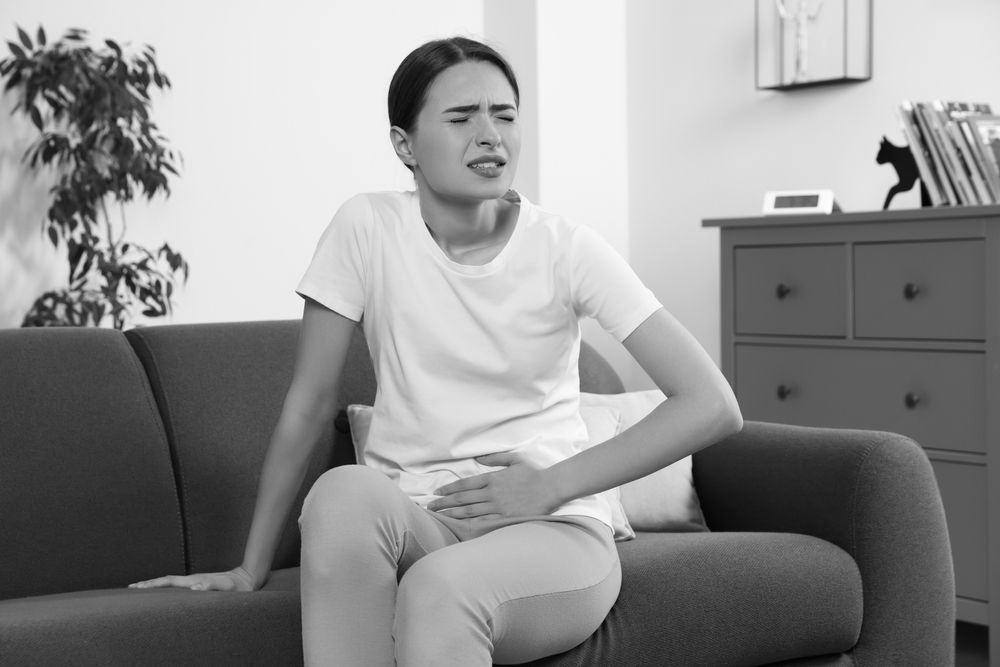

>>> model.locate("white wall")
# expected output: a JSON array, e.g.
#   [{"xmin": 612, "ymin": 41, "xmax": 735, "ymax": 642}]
[
  {"xmin": 626, "ymin": 0, "xmax": 1000, "ymax": 366},
  {"xmin": 6, "ymin": 1, "xmax": 1000, "ymax": 392},
  {"xmin": 483, "ymin": 0, "xmax": 539, "ymax": 204},
  {"xmin": 0, "ymin": 0, "xmax": 483, "ymax": 327},
  {"xmin": 533, "ymin": 0, "xmax": 648, "ymax": 388}
]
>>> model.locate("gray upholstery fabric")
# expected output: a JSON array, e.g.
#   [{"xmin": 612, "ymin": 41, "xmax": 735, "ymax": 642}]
[
  {"xmin": 0, "ymin": 328, "xmax": 184, "ymax": 600},
  {"xmin": 125, "ymin": 321, "xmax": 357, "ymax": 574},
  {"xmin": 1, "ymin": 527, "xmax": 862, "ymax": 667},
  {"xmin": 535, "ymin": 531, "xmax": 862, "ymax": 666},
  {"xmin": 578, "ymin": 340, "xmax": 626, "ymax": 394},
  {"xmin": 1, "ymin": 321, "xmax": 955, "ymax": 666},
  {"xmin": 0, "ymin": 568, "xmax": 302, "ymax": 666},
  {"xmin": 695, "ymin": 421, "xmax": 955, "ymax": 666}
]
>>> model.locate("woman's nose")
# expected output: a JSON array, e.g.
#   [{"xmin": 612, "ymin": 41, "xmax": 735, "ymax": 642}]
[{"xmin": 476, "ymin": 119, "xmax": 501, "ymax": 147}]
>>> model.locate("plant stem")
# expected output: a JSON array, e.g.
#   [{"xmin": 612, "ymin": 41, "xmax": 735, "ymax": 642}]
[
  {"xmin": 99, "ymin": 196, "xmax": 114, "ymax": 250},
  {"xmin": 118, "ymin": 201, "xmax": 128, "ymax": 246}
]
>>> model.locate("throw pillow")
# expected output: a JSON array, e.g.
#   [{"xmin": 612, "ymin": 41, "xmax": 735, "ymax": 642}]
[
  {"xmin": 344, "ymin": 403, "xmax": 637, "ymax": 541},
  {"xmin": 580, "ymin": 390, "xmax": 709, "ymax": 532}
]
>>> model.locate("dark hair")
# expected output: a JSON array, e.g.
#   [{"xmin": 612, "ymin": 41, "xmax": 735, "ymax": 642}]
[{"xmin": 388, "ymin": 37, "xmax": 520, "ymax": 133}]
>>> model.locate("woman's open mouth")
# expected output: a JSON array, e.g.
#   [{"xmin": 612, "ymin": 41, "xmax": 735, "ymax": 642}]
[{"xmin": 467, "ymin": 157, "xmax": 507, "ymax": 179}]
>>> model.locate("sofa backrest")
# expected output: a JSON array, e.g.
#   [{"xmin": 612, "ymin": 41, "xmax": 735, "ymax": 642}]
[
  {"xmin": 0, "ymin": 328, "xmax": 186, "ymax": 600},
  {"xmin": 126, "ymin": 320, "xmax": 376, "ymax": 574}
]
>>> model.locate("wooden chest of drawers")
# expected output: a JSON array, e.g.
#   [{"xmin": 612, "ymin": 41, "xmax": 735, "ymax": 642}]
[{"xmin": 704, "ymin": 206, "xmax": 1000, "ymax": 638}]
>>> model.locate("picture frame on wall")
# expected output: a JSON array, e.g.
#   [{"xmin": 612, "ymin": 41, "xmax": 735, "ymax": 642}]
[{"xmin": 755, "ymin": 0, "xmax": 872, "ymax": 90}]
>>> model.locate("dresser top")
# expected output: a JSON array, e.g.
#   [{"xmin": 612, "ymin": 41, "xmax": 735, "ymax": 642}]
[{"xmin": 702, "ymin": 205, "xmax": 1000, "ymax": 228}]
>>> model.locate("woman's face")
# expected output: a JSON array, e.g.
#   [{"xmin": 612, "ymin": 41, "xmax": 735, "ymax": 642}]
[{"xmin": 403, "ymin": 61, "xmax": 521, "ymax": 203}]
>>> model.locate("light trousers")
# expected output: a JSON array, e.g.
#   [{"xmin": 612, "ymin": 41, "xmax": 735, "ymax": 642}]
[{"xmin": 298, "ymin": 464, "xmax": 621, "ymax": 666}]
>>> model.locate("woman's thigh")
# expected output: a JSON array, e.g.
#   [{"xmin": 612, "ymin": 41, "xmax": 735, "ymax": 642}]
[{"xmin": 397, "ymin": 515, "xmax": 621, "ymax": 665}]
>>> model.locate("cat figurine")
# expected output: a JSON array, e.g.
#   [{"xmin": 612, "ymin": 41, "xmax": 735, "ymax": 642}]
[{"xmin": 877, "ymin": 135, "xmax": 931, "ymax": 209}]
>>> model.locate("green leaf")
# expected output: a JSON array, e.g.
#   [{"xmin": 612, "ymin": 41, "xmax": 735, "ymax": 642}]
[
  {"xmin": 7, "ymin": 41, "xmax": 26, "ymax": 59},
  {"xmin": 4, "ymin": 69, "xmax": 21, "ymax": 91},
  {"xmin": 29, "ymin": 105, "xmax": 42, "ymax": 130},
  {"xmin": 17, "ymin": 26, "xmax": 32, "ymax": 51},
  {"xmin": 37, "ymin": 26, "xmax": 46, "ymax": 47},
  {"xmin": 47, "ymin": 225, "xmax": 58, "ymax": 247},
  {"xmin": 105, "ymin": 39, "xmax": 122, "ymax": 57}
]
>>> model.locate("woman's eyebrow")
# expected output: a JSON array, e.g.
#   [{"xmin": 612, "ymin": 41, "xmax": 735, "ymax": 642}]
[{"xmin": 442, "ymin": 103, "xmax": 516, "ymax": 114}]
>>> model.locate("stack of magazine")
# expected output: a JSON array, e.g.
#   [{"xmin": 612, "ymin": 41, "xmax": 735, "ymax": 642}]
[{"xmin": 897, "ymin": 101, "xmax": 1000, "ymax": 206}]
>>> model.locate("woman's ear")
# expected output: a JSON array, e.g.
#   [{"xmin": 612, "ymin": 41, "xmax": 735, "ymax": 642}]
[{"xmin": 390, "ymin": 126, "xmax": 417, "ymax": 169}]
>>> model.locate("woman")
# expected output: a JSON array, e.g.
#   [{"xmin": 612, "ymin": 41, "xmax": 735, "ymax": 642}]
[{"xmin": 131, "ymin": 37, "xmax": 742, "ymax": 665}]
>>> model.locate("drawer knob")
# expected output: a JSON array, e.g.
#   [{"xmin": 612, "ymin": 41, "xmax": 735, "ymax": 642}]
[
  {"xmin": 903, "ymin": 283, "xmax": 921, "ymax": 300},
  {"xmin": 775, "ymin": 283, "xmax": 793, "ymax": 300},
  {"xmin": 776, "ymin": 384, "xmax": 794, "ymax": 400},
  {"xmin": 904, "ymin": 392, "xmax": 921, "ymax": 409}
]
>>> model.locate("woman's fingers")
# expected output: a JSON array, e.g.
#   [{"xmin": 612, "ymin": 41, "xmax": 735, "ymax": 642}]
[
  {"xmin": 434, "ymin": 501, "xmax": 496, "ymax": 519},
  {"xmin": 128, "ymin": 571, "xmax": 243, "ymax": 591},
  {"xmin": 427, "ymin": 488, "xmax": 489, "ymax": 511},
  {"xmin": 128, "ymin": 575, "xmax": 190, "ymax": 589}
]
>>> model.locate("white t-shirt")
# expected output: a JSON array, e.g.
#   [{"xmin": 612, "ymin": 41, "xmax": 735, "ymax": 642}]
[{"xmin": 296, "ymin": 189, "xmax": 662, "ymax": 528}]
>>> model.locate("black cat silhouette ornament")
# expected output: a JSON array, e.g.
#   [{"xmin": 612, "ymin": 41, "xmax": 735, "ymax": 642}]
[{"xmin": 877, "ymin": 135, "xmax": 931, "ymax": 209}]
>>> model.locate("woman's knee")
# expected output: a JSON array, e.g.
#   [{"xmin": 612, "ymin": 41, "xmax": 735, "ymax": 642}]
[{"xmin": 300, "ymin": 464, "xmax": 399, "ymax": 529}]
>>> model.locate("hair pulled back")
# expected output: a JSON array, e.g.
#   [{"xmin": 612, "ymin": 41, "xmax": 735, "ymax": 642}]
[{"xmin": 388, "ymin": 37, "xmax": 520, "ymax": 133}]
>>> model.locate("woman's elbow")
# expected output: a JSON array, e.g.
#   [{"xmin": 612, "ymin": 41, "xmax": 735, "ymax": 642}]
[{"xmin": 710, "ymin": 385, "xmax": 743, "ymax": 440}]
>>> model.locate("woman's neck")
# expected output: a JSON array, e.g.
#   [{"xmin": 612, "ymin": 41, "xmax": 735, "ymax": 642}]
[{"xmin": 415, "ymin": 185, "xmax": 516, "ymax": 260}]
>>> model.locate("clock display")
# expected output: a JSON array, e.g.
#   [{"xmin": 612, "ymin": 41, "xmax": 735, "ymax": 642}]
[{"xmin": 775, "ymin": 195, "xmax": 820, "ymax": 208}]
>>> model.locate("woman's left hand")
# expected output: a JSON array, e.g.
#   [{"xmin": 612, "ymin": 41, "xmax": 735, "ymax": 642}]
[{"xmin": 427, "ymin": 452, "xmax": 562, "ymax": 519}]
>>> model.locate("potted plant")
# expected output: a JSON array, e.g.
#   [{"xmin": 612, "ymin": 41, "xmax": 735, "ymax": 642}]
[{"xmin": 1, "ymin": 25, "xmax": 188, "ymax": 329}]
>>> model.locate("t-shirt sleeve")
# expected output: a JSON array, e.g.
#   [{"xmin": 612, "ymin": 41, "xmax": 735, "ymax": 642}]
[
  {"xmin": 570, "ymin": 225, "xmax": 663, "ymax": 341},
  {"xmin": 295, "ymin": 194, "xmax": 372, "ymax": 322}
]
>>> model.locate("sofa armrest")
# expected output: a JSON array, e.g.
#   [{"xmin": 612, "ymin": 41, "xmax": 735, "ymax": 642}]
[{"xmin": 693, "ymin": 420, "xmax": 955, "ymax": 665}]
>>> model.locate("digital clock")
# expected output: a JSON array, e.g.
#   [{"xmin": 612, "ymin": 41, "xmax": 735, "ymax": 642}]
[{"xmin": 762, "ymin": 189, "xmax": 841, "ymax": 215}]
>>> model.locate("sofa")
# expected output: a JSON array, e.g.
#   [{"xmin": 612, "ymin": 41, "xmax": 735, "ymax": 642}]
[{"xmin": 0, "ymin": 319, "xmax": 955, "ymax": 665}]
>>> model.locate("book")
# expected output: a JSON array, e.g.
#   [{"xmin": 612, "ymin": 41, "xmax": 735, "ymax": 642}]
[
  {"xmin": 939, "ymin": 101, "xmax": 993, "ymax": 204},
  {"xmin": 913, "ymin": 102, "xmax": 958, "ymax": 205},
  {"xmin": 898, "ymin": 101, "xmax": 944, "ymax": 206},
  {"xmin": 948, "ymin": 103, "xmax": 1000, "ymax": 203},
  {"xmin": 927, "ymin": 101, "xmax": 977, "ymax": 205},
  {"xmin": 966, "ymin": 115, "xmax": 1000, "ymax": 200}
]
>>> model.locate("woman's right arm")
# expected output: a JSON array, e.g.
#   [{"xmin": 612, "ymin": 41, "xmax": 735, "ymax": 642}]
[{"xmin": 129, "ymin": 299, "xmax": 357, "ymax": 591}]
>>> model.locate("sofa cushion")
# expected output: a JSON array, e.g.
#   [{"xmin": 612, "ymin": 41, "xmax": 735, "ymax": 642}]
[
  {"xmin": 0, "ymin": 328, "xmax": 185, "ymax": 601},
  {"xmin": 536, "ymin": 532, "xmax": 862, "ymax": 666},
  {"xmin": 0, "ymin": 568, "xmax": 302, "ymax": 666},
  {"xmin": 0, "ymin": 531, "xmax": 861, "ymax": 666},
  {"xmin": 126, "ymin": 321, "xmax": 374, "ymax": 575}
]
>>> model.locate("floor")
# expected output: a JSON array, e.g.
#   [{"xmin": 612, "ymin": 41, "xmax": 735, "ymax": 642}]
[{"xmin": 956, "ymin": 622, "xmax": 989, "ymax": 666}]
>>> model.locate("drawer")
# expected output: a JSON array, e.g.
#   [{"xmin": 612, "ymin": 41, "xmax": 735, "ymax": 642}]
[
  {"xmin": 734, "ymin": 245, "xmax": 847, "ymax": 337},
  {"xmin": 854, "ymin": 240, "xmax": 985, "ymax": 341},
  {"xmin": 734, "ymin": 345, "xmax": 985, "ymax": 454},
  {"xmin": 931, "ymin": 460, "xmax": 988, "ymax": 602}
]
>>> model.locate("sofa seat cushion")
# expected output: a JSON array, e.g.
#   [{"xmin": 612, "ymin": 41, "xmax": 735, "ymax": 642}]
[
  {"xmin": 536, "ymin": 532, "xmax": 863, "ymax": 666},
  {"xmin": 0, "ymin": 568, "xmax": 303, "ymax": 666}
]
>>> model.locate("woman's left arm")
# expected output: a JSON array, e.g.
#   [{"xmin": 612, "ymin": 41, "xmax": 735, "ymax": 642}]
[
  {"xmin": 547, "ymin": 307, "xmax": 743, "ymax": 505},
  {"xmin": 430, "ymin": 307, "xmax": 742, "ymax": 518}
]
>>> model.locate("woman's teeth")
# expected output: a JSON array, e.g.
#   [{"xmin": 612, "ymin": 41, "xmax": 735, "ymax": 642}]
[{"xmin": 471, "ymin": 162, "xmax": 499, "ymax": 169}]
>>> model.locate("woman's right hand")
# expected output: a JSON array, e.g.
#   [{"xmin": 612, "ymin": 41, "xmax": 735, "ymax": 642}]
[{"xmin": 128, "ymin": 565, "xmax": 260, "ymax": 592}]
